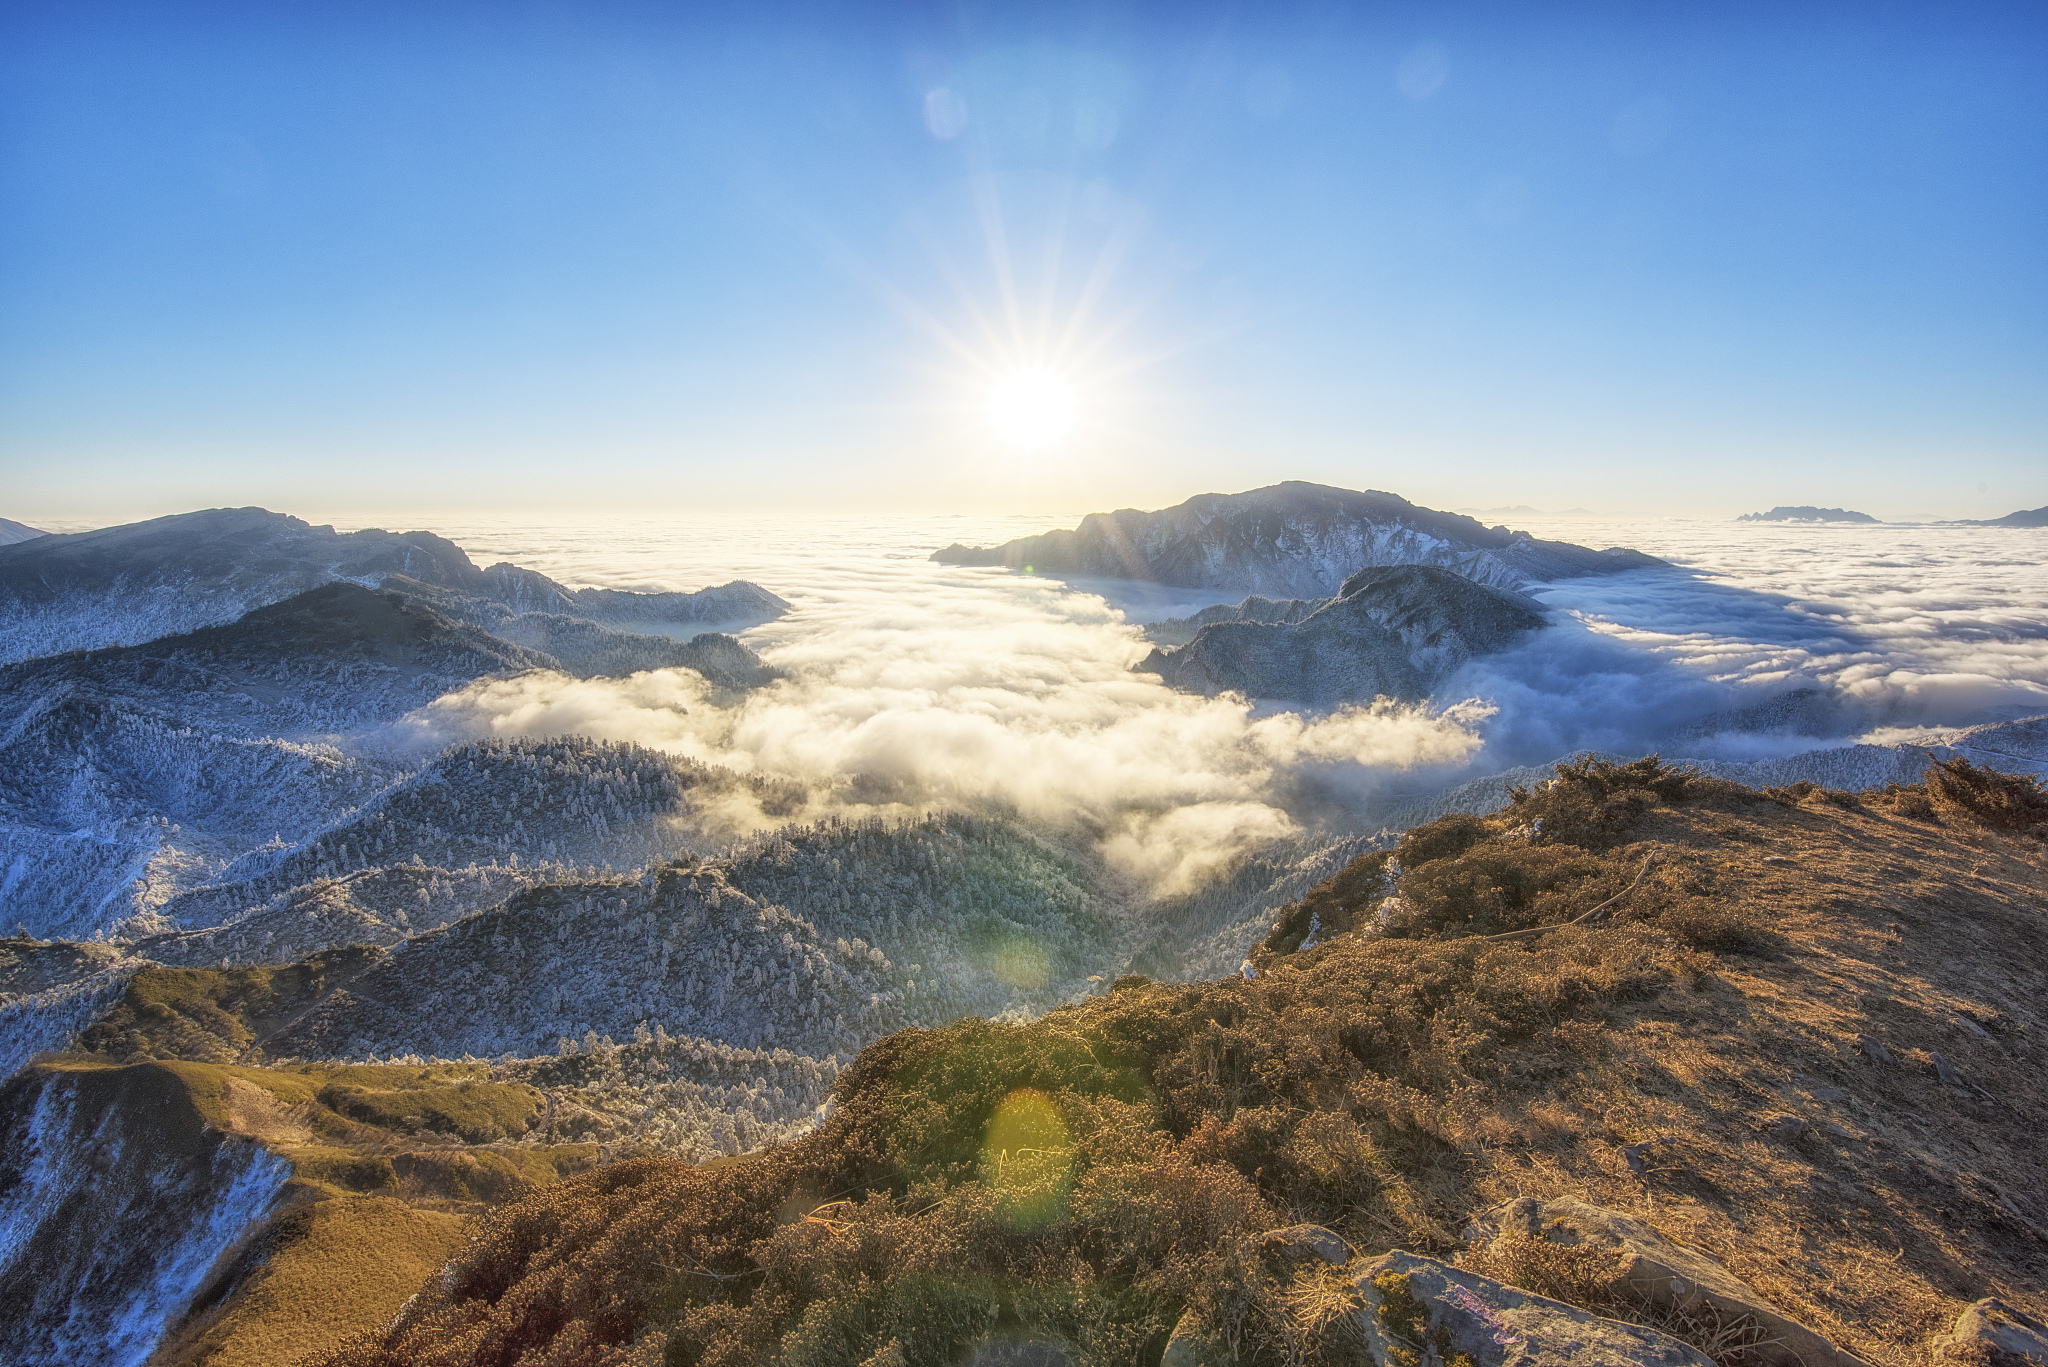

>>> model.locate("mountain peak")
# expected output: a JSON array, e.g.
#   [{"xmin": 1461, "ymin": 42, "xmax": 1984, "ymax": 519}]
[{"xmin": 934, "ymin": 482, "xmax": 1659, "ymax": 595}]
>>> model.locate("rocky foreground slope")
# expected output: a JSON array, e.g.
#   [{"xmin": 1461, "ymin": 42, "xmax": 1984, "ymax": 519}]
[
  {"xmin": 10, "ymin": 755, "xmax": 2038, "ymax": 1367},
  {"xmin": 932, "ymin": 481, "xmax": 1662, "ymax": 596}
]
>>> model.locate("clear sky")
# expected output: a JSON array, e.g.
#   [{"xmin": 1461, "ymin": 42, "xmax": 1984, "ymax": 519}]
[{"xmin": 2, "ymin": 0, "xmax": 2043, "ymax": 524}]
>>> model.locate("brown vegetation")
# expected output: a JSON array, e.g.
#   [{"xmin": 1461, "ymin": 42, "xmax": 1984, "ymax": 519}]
[{"xmin": 290, "ymin": 758, "xmax": 2048, "ymax": 1367}]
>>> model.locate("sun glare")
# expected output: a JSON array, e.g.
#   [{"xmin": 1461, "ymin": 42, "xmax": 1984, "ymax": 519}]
[{"xmin": 987, "ymin": 370, "xmax": 1077, "ymax": 449}]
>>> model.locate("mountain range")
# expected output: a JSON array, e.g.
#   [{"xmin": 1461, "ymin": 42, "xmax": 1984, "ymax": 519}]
[
  {"xmin": 932, "ymin": 481, "xmax": 1662, "ymax": 596},
  {"xmin": 1953, "ymin": 504, "xmax": 2048, "ymax": 528},
  {"xmin": 0, "ymin": 514, "xmax": 791, "ymax": 949},
  {"xmin": 3, "ymin": 497, "xmax": 2045, "ymax": 1367},
  {"xmin": 1736, "ymin": 505, "xmax": 1880, "ymax": 523},
  {"xmin": 0, "ymin": 506, "xmax": 788, "ymax": 663}
]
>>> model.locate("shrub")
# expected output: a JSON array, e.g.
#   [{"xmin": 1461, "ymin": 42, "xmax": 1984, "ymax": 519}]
[
  {"xmin": 1380, "ymin": 845, "xmax": 1610, "ymax": 940},
  {"xmin": 314, "ymin": 920, "xmax": 1687, "ymax": 1367},
  {"xmin": 1882, "ymin": 785, "xmax": 1937, "ymax": 820},
  {"xmin": 1260, "ymin": 852, "xmax": 1393, "ymax": 957},
  {"xmin": 1504, "ymin": 755, "xmax": 1697, "ymax": 850},
  {"xmin": 1394, "ymin": 813, "xmax": 1492, "ymax": 869},
  {"xmin": 1923, "ymin": 756, "xmax": 2048, "ymax": 835}
]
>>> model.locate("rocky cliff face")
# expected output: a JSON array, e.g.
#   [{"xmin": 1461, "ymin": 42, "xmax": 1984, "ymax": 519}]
[
  {"xmin": 1140, "ymin": 594, "xmax": 1320, "ymax": 647},
  {"xmin": 933, "ymin": 482, "xmax": 1660, "ymax": 595},
  {"xmin": 1137, "ymin": 564, "xmax": 1547, "ymax": 705}
]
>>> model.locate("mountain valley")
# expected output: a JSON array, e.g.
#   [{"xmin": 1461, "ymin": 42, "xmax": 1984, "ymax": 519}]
[{"xmin": 0, "ymin": 497, "xmax": 2044, "ymax": 1367}]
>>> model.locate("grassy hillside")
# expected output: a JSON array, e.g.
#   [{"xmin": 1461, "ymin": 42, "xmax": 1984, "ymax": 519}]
[
  {"xmin": 146, "ymin": 1196, "xmax": 469, "ymax": 1367},
  {"xmin": 277, "ymin": 756, "xmax": 2046, "ymax": 1367},
  {"xmin": 0, "ymin": 1054, "xmax": 603, "ymax": 1367}
]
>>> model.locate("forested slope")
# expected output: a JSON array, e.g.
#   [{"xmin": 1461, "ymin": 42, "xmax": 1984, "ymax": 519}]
[{"xmin": 238, "ymin": 755, "xmax": 2048, "ymax": 1367}]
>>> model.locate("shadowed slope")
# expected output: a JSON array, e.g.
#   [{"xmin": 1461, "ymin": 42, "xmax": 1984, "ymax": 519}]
[{"xmin": 1138, "ymin": 564, "xmax": 1547, "ymax": 705}]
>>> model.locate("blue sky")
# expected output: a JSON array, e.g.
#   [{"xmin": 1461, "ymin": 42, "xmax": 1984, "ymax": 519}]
[{"xmin": 2, "ymin": 0, "xmax": 2043, "ymax": 523}]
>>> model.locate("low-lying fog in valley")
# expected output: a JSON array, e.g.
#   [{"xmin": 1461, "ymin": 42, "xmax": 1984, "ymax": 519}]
[
  {"xmin": 5, "ymin": 500, "xmax": 2045, "ymax": 1367},
  {"xmin": 399, "ymin": 511, "xmax": 2048, "ymax": 885}
]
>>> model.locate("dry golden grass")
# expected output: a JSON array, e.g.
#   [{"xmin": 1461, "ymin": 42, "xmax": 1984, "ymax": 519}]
[
  {"xmin": 147, "ymin": 1196, "xmax": 467, "ymax": 1367},
  {"xmin": 1436, "ymin": 786, "xmax": 2048, "ymax": 1362},
  {"xmin": 87, "ymin": 760, "xmax": 2048, "ymax": 1367}
]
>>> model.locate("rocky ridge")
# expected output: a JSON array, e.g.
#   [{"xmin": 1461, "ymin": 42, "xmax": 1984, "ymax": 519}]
[
  {"xmin": 0, "ymin": 506, "xmax": 790, "ymax": 663},
  {"xmin": 933, "ymin": 481, "xmax": 1662, "ymax": 596},
  {"xmin": 1136, "ymin": 563, "xmax": 1547, "ymax": 705}
]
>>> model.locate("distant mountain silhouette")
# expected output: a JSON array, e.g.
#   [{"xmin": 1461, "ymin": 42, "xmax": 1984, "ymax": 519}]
[
  {"xmin": 0, "ymin": 518, "xmax": 45, "ymax": 546},
  {"xmin": 1951, "ymin": 505, "xmax": 2048, "ymax": 528},
  {"xmin": 933, "ymin": 482, "xmax": 1661, "ymax": 596},
  {"xmin": 1736, "ymin": 506, "xmax": 1879, "ymax": 523}
]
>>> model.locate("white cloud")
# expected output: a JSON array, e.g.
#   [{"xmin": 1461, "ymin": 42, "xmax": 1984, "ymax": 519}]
[
  {"xmin": 401, "ymin": 514, "xmax": 2048, "ymax": 888},
  {"xmin": 389, "ymin": 568, "xmax": 1488, "ymax": 893}
]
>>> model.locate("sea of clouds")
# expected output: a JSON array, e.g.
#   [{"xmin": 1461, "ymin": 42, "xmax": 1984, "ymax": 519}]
[{"xmin": 377, "ymin": 512, "xmax": 2048, "ymax": 890}]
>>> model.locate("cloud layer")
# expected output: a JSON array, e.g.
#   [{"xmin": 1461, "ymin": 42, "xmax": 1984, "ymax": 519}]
[
  {"xmin": 392, "ymin": 514, "xmax": 2048, "ymax": 889},
  {"xmin": 389, "ymin": 544, "xmax": 1491, "ymax": 891}
]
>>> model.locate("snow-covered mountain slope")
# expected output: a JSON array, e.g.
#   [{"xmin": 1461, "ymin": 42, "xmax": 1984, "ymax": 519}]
[
  {"xmin": 932, "ymin": 481, "xmax": 1662, "ymax": 595},
  {"xmin": 0, "ymin": 583, "xmax": 554, "ymax": 738},
  {"xmin": 0, "ymin": 705, "xmax": 397, "ymax": 940},
  {"xmin": 492, "ymin": 614, "xmax": 778, "ymax": 687},
  {"xmin": 130, "ymin": 737, "xmax": 806, "ymax": 954},
  {"xmin": 1140, "ymin": 593, "xmax": 1321, "ymax": 647},
  {"xmin": 0, "ymin": 579, "xmax": 782, "ymax": 941},
  {"xmin": 1137, "ymin": 565, "xmax": 1547, "ymax": 705},
  {"xmin": 0, "ymin": 941, "xmax": 147, "ymax": 1082},
  {"xmin": 0, "ymin": 1062, "xmax": 292, "ymax": 1367},
  {"xmin": 120, "ymin": 813, "xmax": 1142, "ymax": 1064},
  {"xmin": 0, "ymin": 586, "xmax": 538, "ymax": 939},
  {"xmin": 0, "ymin": 507, "xmax": 790, "ymax": 663},
  {"xmin": 0, "ymin": 518, "xmax": 45, "ymax": 546}
]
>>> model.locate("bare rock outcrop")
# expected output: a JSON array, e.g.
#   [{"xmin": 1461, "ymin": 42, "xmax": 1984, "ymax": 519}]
[
  {"xmin": 1162, "ymin": 1226, "xmax": 1713, "ymax": 1367},
  {"xmin": 1137, "ymin": 564, "xmax": 1545, "ymax": 705},
  {"xmin": 1935, "ymin": 1298, "xmax": 2048, "ymax": 1366},
  {"xmin": 1466, "ymin": 1195, "xmax": 1870, "ymax": 1367}
]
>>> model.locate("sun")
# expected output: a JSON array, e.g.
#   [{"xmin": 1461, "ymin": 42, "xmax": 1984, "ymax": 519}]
[{"xmin": 987, "ymin": 370, "xmax": 1077, "ymax": 449}]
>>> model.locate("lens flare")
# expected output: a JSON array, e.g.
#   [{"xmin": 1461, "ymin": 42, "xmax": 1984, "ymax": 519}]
[
  {"xmin": 990, "ymin": 939, "xmax": 1051, "ymax": 990},
  {"xmin": 987, "ymin": 370, "xmax": 1077, "ymax": 449},
  {"xmin": 979, "ymin": 1088, "xmax": 1073, "ymax": 1231}
]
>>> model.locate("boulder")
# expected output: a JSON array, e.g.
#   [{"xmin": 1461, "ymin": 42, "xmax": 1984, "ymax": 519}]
[
  {"xmin": 1262, "ymin": 1222, "xmax": 1357, "ymax": 1266},
  {"xmin": 1467, "ymin": 1195, "xmax": 1870, "ymax": 1367},
  {"xmin": 1163, "ymin": 1229, "xmax": 1713, "ymax": 1367},
  {"xmin": 1352, "ymin": 1250, "xmax": 1712, "ymax": 1367},
  {"xmin": 1935, "ymin": 1298, "xmax": 2048, "ymax": 1366},
  {"xmin": 1159, "ymin": 1315, "xmax": 1241, "ymax": 1367}
]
